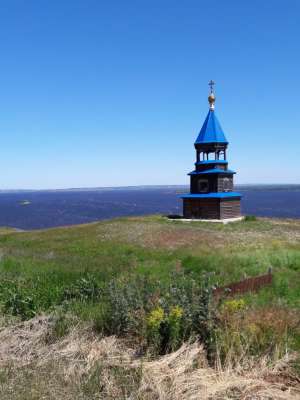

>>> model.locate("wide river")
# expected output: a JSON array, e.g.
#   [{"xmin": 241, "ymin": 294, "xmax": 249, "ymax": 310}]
[{"xmin": 0, "ymin": 185, "xmax": 299, "ymax": 230}]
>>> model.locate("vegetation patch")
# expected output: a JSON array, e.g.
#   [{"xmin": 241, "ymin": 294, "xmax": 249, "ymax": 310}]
[{"xmin": 0, "ymin": 215, "xmax": 299, "ymax": 397}]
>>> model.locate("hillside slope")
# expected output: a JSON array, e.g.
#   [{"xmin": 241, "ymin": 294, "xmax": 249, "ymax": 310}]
[{"xmin": 0, "ymin": 216, "xmax": 299, "ymax": 399}]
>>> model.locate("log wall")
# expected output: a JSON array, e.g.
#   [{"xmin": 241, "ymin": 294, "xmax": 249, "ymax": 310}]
[
  {"xmin": 220, "ymin": 199, "xmax": 241, "ymax": 219},
  {"xmin": 183, "ymin": 198, "xmax": 241, "ymax": 219},
  {"xmin": 183, "ymin": 198, "xmax": 220, "ymax": 219}
]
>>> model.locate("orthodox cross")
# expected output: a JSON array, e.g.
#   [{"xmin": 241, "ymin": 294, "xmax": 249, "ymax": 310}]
[{"xmin": 209, "ymin": 80, "xmax": 215, "ymax": 93}]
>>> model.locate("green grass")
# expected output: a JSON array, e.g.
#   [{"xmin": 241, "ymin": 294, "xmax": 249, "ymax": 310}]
[
  {"xmin": 0, "ymin": 216, "xmax": 298, "ymax": 307},
  {"xmin": 0, "ymin": 215, "xmax": 299, "ymax": 358}
]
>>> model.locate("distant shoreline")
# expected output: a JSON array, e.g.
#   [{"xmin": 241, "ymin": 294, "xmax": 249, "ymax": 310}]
[
  {"xmin": 0, "ymin": 186, "xmax": 299, "ymax": 230},
  {"xmin": 0, "ymin": 183, "xmax": 299, "ymax": 193}
]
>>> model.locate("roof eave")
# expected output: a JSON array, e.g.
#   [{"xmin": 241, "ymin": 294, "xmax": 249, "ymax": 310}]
[
  {"xmin": 188, "ymin": 169, "xmax": 236, "ymax": 175},
  {"xmin": 194, "ymin": 141, "xmax": 229, "ymax": 145}
]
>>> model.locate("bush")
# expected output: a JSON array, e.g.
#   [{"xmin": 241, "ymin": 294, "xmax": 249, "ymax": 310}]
[
  {"xmin": 244, "ymin": 215, "xmax": 257, "ymax": 222},
  {"xmin": 4, "ymin": 290, "xmax": 36, "ymax": 320},
  {"xmin": 102, "ymin": 277, "xmax": 147, "ymax": 337},
  {"xmin": 147, "ymin": 305, "xmax": 184, "ymax": 353},
  {"xmin": 63, "ymin": 274, "xmax": 100, "ymax": 302},
  {"xmin": 221, "ymin": 298, "xmax": 246, "ymax": 314},
  {"xmin": 95, "ymin": 272, "xmax": 216, "ymax": 356},
  {"xmin": 147, "ymin": 306, "xmax": 165, "ymax": 353},
  {"xmin": 166, "ymin": 214, "xmax": 182, "ymax": 220},
  {"xmin": 168, "ymin": 306, "xmax": 184, "ymax": 350}
]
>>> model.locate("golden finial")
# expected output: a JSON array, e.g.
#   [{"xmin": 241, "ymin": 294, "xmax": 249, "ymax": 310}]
[{"xmin": 208, "ymin": 80, "xmax": 215, "ymax": 110}]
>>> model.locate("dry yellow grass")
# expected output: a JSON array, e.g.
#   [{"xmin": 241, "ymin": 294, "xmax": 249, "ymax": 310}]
[{"xmin": 0, "ymin": 315, "xmax": 299, "ymax": 400}]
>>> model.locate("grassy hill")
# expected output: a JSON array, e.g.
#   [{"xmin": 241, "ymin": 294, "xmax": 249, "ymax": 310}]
[{"xmin": 0, "ymin": 215, "xmax": 300, "ymax": 399}]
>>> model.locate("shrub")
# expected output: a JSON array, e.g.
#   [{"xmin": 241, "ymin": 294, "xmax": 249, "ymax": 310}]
[
  {"xmin": 146, "ymin": 305, "xmax": 184, "ymax": 353},
  {"xmin": 63, "ymin": 274, "xmax": 100, "ymax": 302},
  {"xmin": 102, "ymin": 276, "xmax": 149, "ymax": 337},
  {"xmin": 221, "ymin": 298, "xmax": 246, "ymax": 314},
  {"xmin": 168, "ymin": 305, "xmax": 184, "ymax": 350},
  {"xmin": 244, "ymin": 215, "xmax": 257, "ymax": 222},
  {"xmin": 166, "ymin": 214, "xmax": 182, "ymax": 220},
  {"xmin": 4, "ymin": 290, "xmax": 36, "ymax": 320},
  {"xmin": 95, "ymin": 272, "xmax": 216, "ymax": 357},
  {"xmin": 147, "ymin": 307, "xmax": 165, "ymax": 353}
]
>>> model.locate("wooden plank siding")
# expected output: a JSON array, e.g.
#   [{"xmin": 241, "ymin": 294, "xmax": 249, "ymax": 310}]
[
  {"xmin": 183, "ymin": 199, "xmax": 220, "ymax": 219},
  {"xmin": 220, "ymin": 199, "xmax": 241, "ymax": 219},
  {"xmin": 183, "ymin": 198, "xmax": 241, "ymax": 219}
]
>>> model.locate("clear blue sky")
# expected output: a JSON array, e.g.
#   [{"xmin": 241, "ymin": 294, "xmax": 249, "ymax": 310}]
[{"xmin": 0, "ymin": 0, "xmax": 299, "ymax": 189}]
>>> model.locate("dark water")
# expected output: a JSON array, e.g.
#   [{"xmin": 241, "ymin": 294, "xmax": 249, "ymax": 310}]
[{"xmin": 0, "ymin": 185, "xmax": 299, "ymax": 230}]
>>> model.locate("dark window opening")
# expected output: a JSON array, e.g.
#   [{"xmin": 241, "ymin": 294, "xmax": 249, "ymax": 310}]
[{"xmin": 198, "ymin": 179, "xmax": 209, "ymax": 193}]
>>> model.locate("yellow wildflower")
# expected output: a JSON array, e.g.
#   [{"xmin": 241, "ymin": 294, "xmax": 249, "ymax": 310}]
[
  {"xmin": 222, "ymin": 299, "xmax": 246, "ymax": 314},
  {"xmin": 169, "ymin": 305, "xmax": 183, "ymax": 320},
  {"xmin": 147, "ymin": 307, "xmax": 164, "ymax": 328}
]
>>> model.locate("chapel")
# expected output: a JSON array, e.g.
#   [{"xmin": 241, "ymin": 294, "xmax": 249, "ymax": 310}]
[{"xmin": 181, "ymin": 81, "xmax": 242, "ymax": 220}]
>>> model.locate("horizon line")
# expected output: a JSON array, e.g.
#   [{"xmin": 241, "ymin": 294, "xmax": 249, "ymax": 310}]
[{"xmin": 0, "ymin": 183, "xmax": 299, "ymax": 192}]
